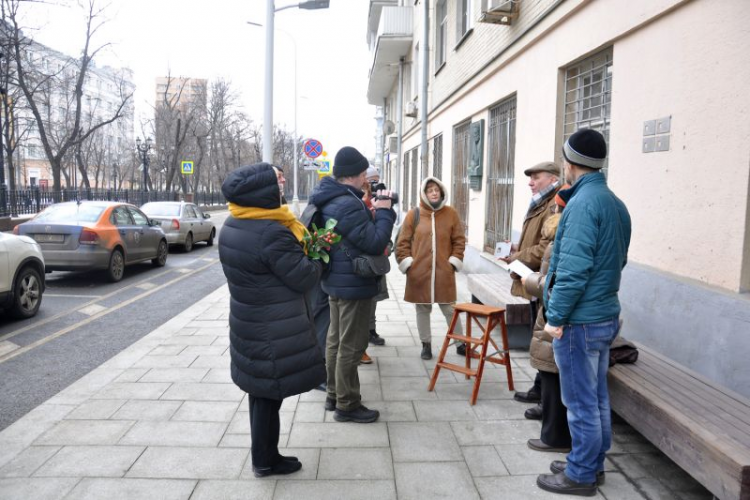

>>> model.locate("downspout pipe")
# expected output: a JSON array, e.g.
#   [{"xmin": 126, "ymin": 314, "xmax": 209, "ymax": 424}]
[
  {"xmin": 396, "ymin": 57, "xmax": 404, "ymax": 220},
  {"xmin": 419, "ymin": 0, "xmax": 429, "ymax": 178}
]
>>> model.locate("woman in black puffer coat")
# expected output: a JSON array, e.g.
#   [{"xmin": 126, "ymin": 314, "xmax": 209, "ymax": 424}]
[{"xmin": 218, "ymin": 162, "xmax": 325, "ymax": 478}]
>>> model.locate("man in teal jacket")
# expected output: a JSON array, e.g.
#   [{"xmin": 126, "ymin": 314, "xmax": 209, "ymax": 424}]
[{"xmin": 537, "ymin": 129, "xmax": 631, "ymax": 497}]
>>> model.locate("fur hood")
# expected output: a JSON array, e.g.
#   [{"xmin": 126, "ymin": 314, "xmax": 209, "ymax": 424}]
[{"xmin": 420, "ymin": 176, "xmax": 448, "ymax": 211}]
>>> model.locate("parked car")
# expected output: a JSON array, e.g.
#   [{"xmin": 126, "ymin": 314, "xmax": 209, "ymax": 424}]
[
  {"xmin": 140, "ymin": 202, "xmax": 215, "ymax": 252},
  {"xmin": 14, "ymin": 201, "xmax": 168, "ymax": 282},
  {"xmin": 0, "ymin": 232, "xmax": 45, "ymax": 319}
]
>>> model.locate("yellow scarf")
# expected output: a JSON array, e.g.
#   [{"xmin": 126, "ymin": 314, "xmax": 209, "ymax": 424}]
[{"xmin": 228, "ymin": 202, "xmax": 309, "ymax": 252}]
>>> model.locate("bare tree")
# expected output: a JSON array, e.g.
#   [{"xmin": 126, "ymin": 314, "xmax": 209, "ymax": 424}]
[{"xmin": 3, "ymin": 0, "xmax": 133, "ymax": 191}]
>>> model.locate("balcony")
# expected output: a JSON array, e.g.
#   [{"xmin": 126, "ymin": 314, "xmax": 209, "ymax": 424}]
[{"xmin": 366, "ymin": 6, "xmax": 413, "ymax": 105}]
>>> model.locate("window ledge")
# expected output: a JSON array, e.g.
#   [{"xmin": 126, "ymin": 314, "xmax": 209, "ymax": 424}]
[
  {"xmin": 454, "ymin": 28, "xmax": 474, "ymax": 51},
  {"xmin": 434, "ymin": 61, "xmax": 446, "ymax": 77}
]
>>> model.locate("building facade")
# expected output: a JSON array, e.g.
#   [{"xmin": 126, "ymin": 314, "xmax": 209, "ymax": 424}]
[
  {"xmin": 366, "ymin": 0, "xmax": 750, "ymax": 396},
  {"xmin": 14, "ymin": 40, "xmax": 135, "ymax": 189}
]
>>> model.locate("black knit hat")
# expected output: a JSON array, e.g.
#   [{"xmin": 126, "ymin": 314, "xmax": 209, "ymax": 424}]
[
  {"xmin": 333, "ymin": 146, "xmax": 369, "ymax": 178},
  {"xmin": 563, "ymin": 129, "xmax": 607, "ymax": 169}
]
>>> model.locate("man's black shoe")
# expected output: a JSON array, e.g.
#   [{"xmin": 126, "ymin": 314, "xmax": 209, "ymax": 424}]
[
  {"xmin": 421, "ymin": 342, "xmax": 432, "ymax": 360},
  {"xmin": 314, "ymin": 383, "xmax": 326, "ymax": 392},
  {"xmin": 253, "ymin": 459, "xmax": 302, "ymax": 478},
  {"xmin": 525, "ymin": 403, "xmax": 543, "ymax": 420},
  {"xmin": 369, "ymin": 330, "xmax": 386, "ymax": 346},
  {"xmin": 456, "ymin": 342, "xmax": 467, "ymax": 356},
  {"xmin": 279, "ymin": 454, "xmax": 299, "ymax": 463},
  {"xmin": 536, "ymin": 472, "xmax": 597, "ymax": 497},
  {"xmin": 333, "ymin": 405, "xmax": 380, "ymax": 423},
  {"xmin": 514, "ymin": 388, "xmax": 541, "ymax": 403},
  {"xmin": 550, "ymin": 461, "xmax": 605, "ymax": 486},
  {"xmin": 527, "ymin": 439, "xmax": 570, "ymax": 453},
  {"xmin": 325, "ymin": 397, "xmax": 335, "ymax": 411}
]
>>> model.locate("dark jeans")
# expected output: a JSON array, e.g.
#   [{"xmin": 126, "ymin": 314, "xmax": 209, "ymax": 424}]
[
  {"xmin": 553, "ymin": 318, "xmax": 620, "ymax": 483},
  {"xmin": 326, "ymin": 297, "xmax": 371, "ymax": 411},
  {"xmin": 540, "ymin": 370, "xmax": 571, "ymax": 448},
  {"xmin": 248, "ymin": 396, "xmax": 283, "ymax": 468}
]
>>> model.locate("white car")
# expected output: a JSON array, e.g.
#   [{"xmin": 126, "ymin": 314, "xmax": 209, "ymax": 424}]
[{"xmin": 0, "ymin": 232, "xmax": 45, "ymax": 319}]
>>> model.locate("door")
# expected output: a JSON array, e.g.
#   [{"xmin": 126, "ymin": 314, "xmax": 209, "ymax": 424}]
[
  {"xmin": 0, "ymin": 238, "xmax": 9, "ymax": 294},
  {"xmin": 189, "ymin": 204, "xmax": 208, "ymax": 241},
  {"xmin": 128, "ymin": 207, "xmax": 160, "ymax": 260},
  {"xmin": 110, "ymin": 206, "xmax": 138, "ymax": 262},
  {"xmin": 183, "ymin": 204, "xmax": 200, "ymax": 242},
  {"xmin": 196, "ymin": 205, "xmax": 210, "ymax": 242}
]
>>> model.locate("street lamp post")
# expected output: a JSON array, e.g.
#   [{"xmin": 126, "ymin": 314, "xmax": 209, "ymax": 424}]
[
  {"xmin": 136, "ymin": 136, "xmax": 152, "ymax": 203},
  {"xmin": 249, "ymin": 20, "xmax": 301, "ymax": 215},
  {"xmin": 259, "ymin": 0, "xmax": 329, "ymax": 212}
]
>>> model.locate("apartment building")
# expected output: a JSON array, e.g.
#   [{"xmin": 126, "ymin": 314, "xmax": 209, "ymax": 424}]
[
  {"xmin": 154, "ymin": 76, "xmax": 207, "ymax": 111},
  {"xmin": 17, "ymin": 41, "xmax": 135, "ymax": 188},
  {"xmin": 366, "ymin": 0, "xmax": 750, "ymax": 396}
]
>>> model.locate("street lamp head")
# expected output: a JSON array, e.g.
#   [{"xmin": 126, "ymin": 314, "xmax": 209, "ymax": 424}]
[
  {"xmin": 136, "ymin": 137, "xmax": 142, "ymax": 147},
  {"xmin": 299, "ymin": 0, "xmax": 329, "ymax": 9},
  {"xmin": 146, "ymin": 137, "xmax": 153, "ymax": 147}
]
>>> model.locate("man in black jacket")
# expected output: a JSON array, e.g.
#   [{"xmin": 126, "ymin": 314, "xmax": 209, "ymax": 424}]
[{"xmin": 309, "ymin": 146, "xmax": 396, "ymax": 423}]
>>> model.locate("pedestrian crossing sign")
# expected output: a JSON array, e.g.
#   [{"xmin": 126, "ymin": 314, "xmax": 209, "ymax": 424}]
[{"xmin": 181, "ymin": 161, "xmax": 194, "ymax": 175}]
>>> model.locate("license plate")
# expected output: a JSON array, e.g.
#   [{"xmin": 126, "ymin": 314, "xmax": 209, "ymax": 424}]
[{"xmin": 33, "ymin": 233, "xmax": 64, "ymax": 243}]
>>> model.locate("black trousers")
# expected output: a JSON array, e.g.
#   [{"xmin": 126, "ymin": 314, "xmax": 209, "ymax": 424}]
[
  {"xmin": 248, "ymin": 396, "xmax": 283, "ymax": 467},
  {"xmin": 540, "ymin": 370, "xmax": 572, "ymax": 448}
]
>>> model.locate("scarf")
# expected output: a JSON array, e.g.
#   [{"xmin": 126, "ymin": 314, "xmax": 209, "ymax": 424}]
[
  {"xmin": 228, "ymin": 202, "xmax": 309, "ymax": 253},
  {"xmin": 527, "ymin": 180, "xmax": 560, "ymax": 216}
]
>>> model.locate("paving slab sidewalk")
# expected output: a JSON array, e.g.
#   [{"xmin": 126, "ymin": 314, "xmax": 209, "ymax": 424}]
[{"xmin": 0, "ymin": 270, "xmax": 712, "ymax": 500}]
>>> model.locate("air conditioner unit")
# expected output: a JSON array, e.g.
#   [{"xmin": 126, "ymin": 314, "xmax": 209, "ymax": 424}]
[
  {"xmin": 479, "ymin": 0, "xmax": 519, "ymax": 25},
  {"xmin": 405, "ymin": 100, "xmax": 418, "ymax": 118}
]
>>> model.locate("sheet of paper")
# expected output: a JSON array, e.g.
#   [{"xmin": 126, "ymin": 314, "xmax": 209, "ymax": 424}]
[
  {"xmin": 494, "ymin": 241, "xmax": 511, "ymax": 259},
  {"xmin": 508, "ymin": 259, "xmax": 534, "ymax": 279}
]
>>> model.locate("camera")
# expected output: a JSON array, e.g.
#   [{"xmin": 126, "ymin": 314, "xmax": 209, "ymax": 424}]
[{"xmin": 370, "ymin": 181, "xmax": 399, "ymax": 205}]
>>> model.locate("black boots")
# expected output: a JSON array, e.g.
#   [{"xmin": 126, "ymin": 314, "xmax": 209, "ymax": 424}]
[
  {"xmin": 421, "ymin": 342, "xmax": 432, "ymax": 360},
  {"xmin": 369, "ymin": 329, "xmax": 385, "ymax": 345}
]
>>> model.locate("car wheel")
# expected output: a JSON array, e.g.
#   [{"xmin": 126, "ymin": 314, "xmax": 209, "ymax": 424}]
[
  {"xmin": 206, "ymin": 228, "xmax": 215, "ymax": 246},
  {"xmin": 107, "ymin": 248, "xmax": 125, "ymax": 282},
  {"xmin": 10, "ymin": 266, "xmax": 43, "ymax": 319},
  {"xmin": 183, "ymin": 232, "xmax": 193, "ymax": 252},
  {"xmin": 152, "ymin": 240, "xmax": 168, "ymax": 267}
]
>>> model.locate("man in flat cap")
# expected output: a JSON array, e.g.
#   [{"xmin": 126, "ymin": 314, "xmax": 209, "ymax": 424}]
[{"xmin": 499, "ymin": 161, "xmax": 561, "ymax": 414}]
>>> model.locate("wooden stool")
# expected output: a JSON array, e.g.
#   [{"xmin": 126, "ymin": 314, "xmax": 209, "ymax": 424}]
[{"xmin": 427, "ymin": 302, "xmax": 514, "ymax": 405}]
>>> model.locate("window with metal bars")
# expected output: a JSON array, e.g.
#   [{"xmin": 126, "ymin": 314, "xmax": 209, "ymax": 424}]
[
  {"xmin": 484, "ymin": 97, "xmax": 517, "ymax": 253},
  {"xmin": 563, "ymin": 48, "xmax": 613, "ymax": 175},
  {"xmin": 432, "ymin": 134, "xmax": 443, "ymax": 181},
  {"xmin": 452, "ymin": 121, "xmax": 471, "ymax": 233},
  {"xmin": 410, "ymin": 146, "xmax": 419, "ymax": 210}
]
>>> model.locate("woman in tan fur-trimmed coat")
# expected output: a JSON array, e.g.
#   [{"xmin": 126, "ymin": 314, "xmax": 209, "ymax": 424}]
[{"xmin": 396, "ymin": 177, "xmax": 466, "ymax": 360}]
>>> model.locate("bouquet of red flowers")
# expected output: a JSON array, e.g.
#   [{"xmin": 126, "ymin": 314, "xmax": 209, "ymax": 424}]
[{"xmin": 303, "ymin": 218, "xmax": 342, "ymax": 263}]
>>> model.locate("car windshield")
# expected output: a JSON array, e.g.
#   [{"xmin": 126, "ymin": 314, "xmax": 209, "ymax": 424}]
[
  {"xmin": 141, "ymin": 203, "xmax": 181, "ymax": 217},
  {"xmin": 35, "ymin": 204, "xmax": 105, "ymax": 223}
]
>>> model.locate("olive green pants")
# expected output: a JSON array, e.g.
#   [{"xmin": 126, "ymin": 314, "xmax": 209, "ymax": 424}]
[{"xmin": 326, "ymin": 297, "xmax": 371, "ymax": 411}]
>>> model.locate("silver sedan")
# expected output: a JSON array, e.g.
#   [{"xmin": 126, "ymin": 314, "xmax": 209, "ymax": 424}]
[{"xmin": 140, "ymin": 202, "xmax": 216, "ymax": 252}]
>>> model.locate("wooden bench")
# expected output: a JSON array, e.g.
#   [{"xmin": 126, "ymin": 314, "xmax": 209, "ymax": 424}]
[
  {"xmin": 608, "ymin": 344, "xmax": 750, "ymax": 500},
  {"xmin": 466, "ymin": 273, "xmax": 531, "ymax": 326}
]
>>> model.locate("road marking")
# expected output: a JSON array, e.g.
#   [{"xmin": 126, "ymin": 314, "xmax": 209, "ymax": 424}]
[
  {"xmin": 136, "ymin": 283, "xmax": 157, "ymax": 290},
  {"xmin": 0, "ymin": 267, "xmax": 176, "ymax": 344},
  {"xmin": 0, "ymin": 341, "xmax": 20, "ymax": 357},
  {"xmin": 0, "ymin": 258, "xmax": 220, "ymax": 365},
  {"xmin": 43, "ymin": 294, "xmax": 104, "ymax": 299},
  {"xmin": 78, "ymin": 304, "xmax": 108, "ymax": 316}
]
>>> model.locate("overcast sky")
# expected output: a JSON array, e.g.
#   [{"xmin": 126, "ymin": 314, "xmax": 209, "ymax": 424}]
[{"xmin": 22, "ymin": 0, "xmax": 377, "ymax": 160}]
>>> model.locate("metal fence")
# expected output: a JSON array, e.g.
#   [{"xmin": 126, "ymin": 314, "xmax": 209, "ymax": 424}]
[{"xmin": 0, "ymin": 188, "xmax": 227, "ymax": 217}]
